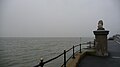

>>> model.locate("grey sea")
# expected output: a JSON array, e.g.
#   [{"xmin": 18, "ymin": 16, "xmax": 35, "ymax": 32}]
[{"xmin": 0, "ymin": 37, "xmax": 94, "ymax": 67}]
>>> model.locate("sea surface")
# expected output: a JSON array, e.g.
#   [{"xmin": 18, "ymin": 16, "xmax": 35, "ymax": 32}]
[{"xmin": 0, "ymin": 37, "xmax": 94, "ymax": 67}]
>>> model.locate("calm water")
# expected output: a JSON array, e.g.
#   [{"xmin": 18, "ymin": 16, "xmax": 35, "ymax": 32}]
[{"xmin": 0, "ymin": 37, "xmax": 94, "ymax": 67}]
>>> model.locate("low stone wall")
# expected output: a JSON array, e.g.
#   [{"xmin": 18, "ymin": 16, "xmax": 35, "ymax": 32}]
[{"xmin": 63, "ymin": 49, "xmax": 95, "ymax": 67}]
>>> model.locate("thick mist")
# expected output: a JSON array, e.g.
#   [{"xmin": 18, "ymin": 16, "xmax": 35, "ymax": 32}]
[{"xmin": 0, "ymin": 0, "xmax": 120, "ymax": 37}]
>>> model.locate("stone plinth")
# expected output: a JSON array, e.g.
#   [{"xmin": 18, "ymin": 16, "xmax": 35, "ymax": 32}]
[{"xmin": 93, "ymin": 30, "xmax": 109, "ymax": 56}]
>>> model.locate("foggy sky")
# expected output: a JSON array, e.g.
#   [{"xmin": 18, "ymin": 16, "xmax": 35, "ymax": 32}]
[{"xmin": 0, "ymin": 0, "xmax": 120, "ymax": 37}]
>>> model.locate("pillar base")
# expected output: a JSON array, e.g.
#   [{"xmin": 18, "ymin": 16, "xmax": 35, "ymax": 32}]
[
  {"xmin": 93, "ymin": 30, "xmax": 109, "ymax": 57},
  {"xmin": 96, "ymin": 52, "xmax": 108, "ymax": 57}
]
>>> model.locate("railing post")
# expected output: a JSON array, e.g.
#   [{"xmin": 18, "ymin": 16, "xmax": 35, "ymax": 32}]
[
  {"xmin": 40, "ymin": 58, "xmax": 44, "ymax": 67},
  {"xmin": 72, "ymin": 45, "xmax": 75, "ymax": 58},
  {"xmin": 64, "ymin": 50, "xmax": 66, "ymax": 67},
  {"xmin": 34, "ymin": 58, "xmax": 44, "ymax": 67},
  {"xmin": 79, "ymin": 44, "xmax": 82, "ymax": 53}
]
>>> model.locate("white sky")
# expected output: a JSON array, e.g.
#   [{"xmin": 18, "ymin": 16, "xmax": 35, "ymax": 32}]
[{"xmin": 0, "ymin": 0, "xmax": 120, "ymax": 37}]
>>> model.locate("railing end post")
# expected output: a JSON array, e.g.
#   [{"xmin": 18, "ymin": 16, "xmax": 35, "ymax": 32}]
[
  {"xmin": 40, "ymin": 58, "xmax": 44, "ymax": 67},
  {"xmin": 34, "ymin": 58, "xmax": 44, "ymax": 67}
]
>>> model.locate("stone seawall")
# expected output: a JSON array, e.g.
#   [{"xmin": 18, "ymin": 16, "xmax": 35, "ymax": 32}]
[{"xmin": 62, "ymin": 49, "xmax": 95, "ymax": 67}]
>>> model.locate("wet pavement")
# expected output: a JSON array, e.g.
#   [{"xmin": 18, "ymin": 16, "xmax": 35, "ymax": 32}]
[{"xmin": 78, "ymin": 39, "xmax": 120, "ymax": 67}]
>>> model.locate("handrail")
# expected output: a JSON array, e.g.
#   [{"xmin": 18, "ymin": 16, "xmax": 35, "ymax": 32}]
[
  {"xmin": 34, "ymin": 41, "xmax": 93, "ymax": 67},
  {"xmin": 66, "ymin": 47, "xmax": 73, "ymax": 52},
  {"xmin": 74, "ymin": 44, "xmax": 79, "ymax": 48},
  {"xmin": 44, "ymin": 52, "xmax": 64, "ymax": 64}
]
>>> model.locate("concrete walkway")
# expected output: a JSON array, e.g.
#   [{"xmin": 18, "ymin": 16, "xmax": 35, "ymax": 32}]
[{"xmin": 78, "ymin": 40, "xmax": 120, "ymax": 67}]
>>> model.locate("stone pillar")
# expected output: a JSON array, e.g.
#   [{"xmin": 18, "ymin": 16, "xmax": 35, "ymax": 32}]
[{"xmin": 93, "ymin": 30, "xmax": 109, "ymax": 56}]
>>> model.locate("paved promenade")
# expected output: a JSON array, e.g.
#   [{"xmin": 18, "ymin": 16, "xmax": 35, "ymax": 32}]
[{"xmin": 78, "ymin": 39, "xmax": 120, "ymax": 67}]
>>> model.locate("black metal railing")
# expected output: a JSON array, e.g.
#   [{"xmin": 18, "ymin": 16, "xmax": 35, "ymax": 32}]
[{"xmin": 34, "ymin": 42, "xmax": 93, "ymax": 67}]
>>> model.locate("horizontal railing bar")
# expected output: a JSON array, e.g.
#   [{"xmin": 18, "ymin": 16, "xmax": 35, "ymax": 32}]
[
  {"xmin": 44, "ymin": 52, "xmax": 64, "ymax": 64},
  {"xmin": 66, "ymin": 44, "xmax": 81, "ymax": 52},
  {"xmin": 74, "ymin": 44, "xmax": 79, "ymax": 47},
  {"xmin": 81, "ymin": 43, "xmax": 88, "ymax": 45},
  {"xmin": 66, "ymin": 47, "xmax": 73, "ymax": 52}
]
